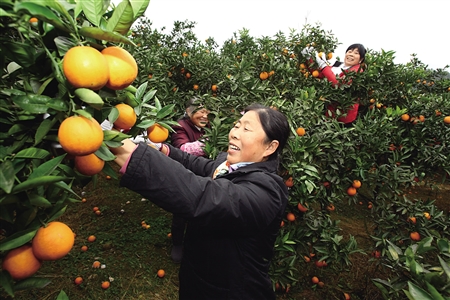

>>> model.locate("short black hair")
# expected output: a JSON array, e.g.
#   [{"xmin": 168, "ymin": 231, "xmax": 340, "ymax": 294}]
[
  {"xmin": 346, "ymin": 43, "xmax": 366, "ymax": 63},
  {"xmin": 244, "ymin": 104, "xmax": 290, "ymax": 161}
]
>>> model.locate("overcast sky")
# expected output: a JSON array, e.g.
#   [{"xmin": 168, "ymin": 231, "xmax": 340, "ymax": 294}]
[{"xmin": 137, "ymin": 0, "xmax": 447, "ymax": 70}]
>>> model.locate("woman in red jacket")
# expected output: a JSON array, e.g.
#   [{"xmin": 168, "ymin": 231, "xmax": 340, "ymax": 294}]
[
  {"xmin": 303, "ymin": 43, "xmax": 366, "ymax": 124},
  {"xmin": 170, "ymin": 98, "xmax": 210, "ymax": 263}
]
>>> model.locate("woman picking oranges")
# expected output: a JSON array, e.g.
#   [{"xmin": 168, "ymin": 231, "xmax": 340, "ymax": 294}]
[
  {"xmin": 169, "ymin": 97, "xmax": 210, "ymax": 263},
  {"xmin": 302, "ymin": 43, "xmax": 367, "ymax": 125},
  {"xmin": 111, "ymin": 104, "xmax": 290, "ymax": 299}
]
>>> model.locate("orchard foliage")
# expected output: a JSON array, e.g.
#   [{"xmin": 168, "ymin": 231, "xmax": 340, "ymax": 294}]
[{"xmin": 2, "ymin": 0, "xmax": 450, "ymax": 298}]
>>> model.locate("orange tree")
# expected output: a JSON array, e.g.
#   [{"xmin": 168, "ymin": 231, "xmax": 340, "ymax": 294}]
[
  {"xmin": 0, "ymin": 0, "xmax": 179, "ymax": 296},
  {"xmin": 125, "ymin": 19, "xmax": 450, "ymax": 298}
]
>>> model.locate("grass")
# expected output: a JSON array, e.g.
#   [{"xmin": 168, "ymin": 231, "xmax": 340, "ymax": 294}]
[{"xmin": 3, "ymin": 171, "xmax": 450, "ymax": 300}]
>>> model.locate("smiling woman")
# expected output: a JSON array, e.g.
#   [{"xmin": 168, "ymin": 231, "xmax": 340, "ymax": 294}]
[{"xmin": 110, "ymin": 103, "xmax": 290, "ymax": 299}]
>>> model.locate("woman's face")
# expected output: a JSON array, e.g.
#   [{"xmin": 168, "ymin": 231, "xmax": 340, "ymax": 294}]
[
  {"xmin": 344, "ymin": 48, "xmax": 362, "ymax": 67},
  {"xmin": 189, "ymin": 108, "xmax": 210, "ymax": 128},
  {"xmin": 227, "ymin": 110, "xmax": 278, "ymax": 164}
]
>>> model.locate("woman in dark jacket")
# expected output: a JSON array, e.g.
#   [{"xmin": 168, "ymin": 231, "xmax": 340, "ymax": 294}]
[
  {"xmin": 170, "ymin": 98, "xmax": 210, "ymax": 263},
  {"xmin": 111, "ymin": 103, "xmax": 290, "ymax": 299}
]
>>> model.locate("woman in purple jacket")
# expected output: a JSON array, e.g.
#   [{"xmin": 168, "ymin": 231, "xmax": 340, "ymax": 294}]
[{"xmin": 170, "ymin": 98, "xmax": 210, "ymax": 263}]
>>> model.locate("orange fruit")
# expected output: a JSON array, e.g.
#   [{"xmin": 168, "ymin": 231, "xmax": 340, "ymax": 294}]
[
  {"xmin": 81, "ymin": 245, "xmax": 88, "ymax": 252},
  {"xmin": 347, "ymin": 187, "xmax": 357, "ymax": 196},
  {"xmin": 58, "ymin": 115, "xmax": 104, "ymax": 156},
  {"xmin": 259, "ymin": 71, "xmax": 269, "ymax": 80},
  {"xmin": 211, "ymin": 84, "xmax": 218, "ymax": 92},
  {"xmin": 352, "ymin": 180, "xmax": 362, "ymax": 189},
  {"xmin": 93, "ymin": 207, "xmax": 99, "ymax": 212},
  {"xmin": 147, "ymin": 123, "xmax": 169, "ymax": 143},
  {"xmin": 344, "ymin": 292, "xmax": 351, "ymax": 300},
  {"xmin": 303, "ymin": 255, "xmax": 311, "ymax": 263},
  {"xmin": 312, "ymin": 70, "xmax": 320, "ymax": 78},
  {"xmin": 101, "ymin": 281, "xmax": 110, "ymax": 289},
  {"xmin": 32, "ymin": 222, "xmax": 74, "ymax": 261},
  {"xmin": 157, "ymin": 269, "xmax": 165, "ymax": 278},
  {"xmin": 444, "ymin": 116, "xmax": 450, "ymax": 124},
  {"xmin": 419, "ymin": 115, "xmax": 425, "ymax": 122},
  {"xmin": 296, "ymin": 127, "xmax": 306, "ymax": 136},
  {"xmin": 299, "ymin": 63, "xmax": 306, "ymax": 69},
  {"xmin": 423, "ymin": 212, "xmax": 431, "ymax": 220},
  {"xmin": 318, "ymin": 281, "xmax": 325, "ymax": 288},
  {"xmin": 193, "ymin": 84, "xmax": 199, "ymax": 90},
  {"xmin": 113, "ymin": 103, "xmax": 137, "ymax": 130},
  {"xmin": 63, "ymin": 46, "xmax": 109, "ymax": 90},
  {"xmin": 74, "ymin": 153, "xmax": 105, "ymax": 176},
  {"xmin": 408, "ymin": 216, "xmax": 417, "ymax": 224},
  {"xmin": 401, "ymin": 114, "xmax": 410, "ymax": 121},
  {"xmin": 285, "ymin": 177, "xmax": 294, "ymax": 187},
  {"xmin": 327, "ymin": 52, "xmax": 333, "ymax": 60},
  {"xmin": 29, "ymin": 17, "xmax": 38, "ymax": 23},
  {"xmin": 297, "ymin": 202, "xmax": 308, "ymax": 213},
  {"xmin": 74, "ymin": 276, "xmax": 83, "ymax": 285},
  {"xmin": 101, "ymin": 46, "xmax": 138, "ymax": 90},
  {"xmin": 87, "ymin": 235, "xmax": 96, "ymax": 242},
  {"xmin": 326, "ymin": 204, "xmax": 335, "ymax": 211},
  {"xmin": 95, "ymin": 210, "xmax": 101, "ymax": 216},
  {"xmin": 2, "ymin": 244, "xmax": 42, "ymax": 281},
  {"xmin": 286, "ymin": 212, "xmax": 295, "ymax": 222},
  {"xmin": 311, "ymin": 276, "xmax": 319, "ymax": 284},
  {"xmin": 410, "ymin": 231, "xmax": 421, "ymax": 241},
  {"xmin": 92, "ymin": 261, "xmax": 101, "ymax": 268}
]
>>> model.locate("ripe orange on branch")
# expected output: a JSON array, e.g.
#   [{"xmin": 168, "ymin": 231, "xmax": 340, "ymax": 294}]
[
  {"xmin": 1, "ymin": 244, "xmax": 42, "ymax": 281},
  {"xmin": 32, "ymin": 221, "xmax": 75, "ymax": 261},
  {"xmin": 296, "ymin": 127, "xmax": 306, "ymax": 136},
  {"xmin": 58, "ymin": 115, "xmax": 104, "ymax": 156},
  {"xmin": 113, "ymin": 103, "xmax": 137, "ymax": 130},
  {"xmin": 101, "ymin": 46, "xmax": 138, "ymax": 90},
  {"xmin": 63, "ymin": 46, "xmax": 109, "ymax": 90},
  {"xmin": 74, "ymin": 153, "xmax": 105, "ymax": 176},
  {"xmin": 147, "ymin": 123, "xmax": 169, "ymax": 143}
]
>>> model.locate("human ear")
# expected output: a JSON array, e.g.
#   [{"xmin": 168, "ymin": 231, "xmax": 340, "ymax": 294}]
[{"xmin": 264, "ymin": 140, "xmax": 279, "ymax": 157}]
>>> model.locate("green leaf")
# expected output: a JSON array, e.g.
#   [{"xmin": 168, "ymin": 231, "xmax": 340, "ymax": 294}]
[
  {"xmin": 79, "ymin": 27, "xmax": 135, "ymax": 45},
  {"xmin": 14, "ymin": 2, "xmax": 70, "ymax": 32},
  {"xmin": 106, "ymin": 1, "xmax": 134, "ymax": 35},
  {"xmin": 12, "ymin": 176, "xmax": 69, "ymax": 194},
  {"xmin": 47, "ymin": 205, "xmax": 68, "ymax": 223},
  {"xmin": 95, "ymin": 144, "xmax": 117, "ymax": 161},
  {"xmin": 425, "ymin": 281, "xmax": 446, "ymax": 300},
  {"xmin": 0, "ymin": 160, "xmax": 15, "ymax": 194},
  {"xmin": 34, "ymin": 118, "xmax": 55, "ymax": 145},
  {"xmin": 28, "ymin": 193, "xmax": 52, "ymax": 207},
  {"xmin": 437, "ymin": 239, "xmax": 450, "ymax": 253},
  {"xmin": 0, "ymin": 271, "xmax": 14, "ymax": 297},
  {"xmin": 14, "ymin": 147, "xmax": 50, "ymax": 160},
  {"xmin": 0, "ymin": 228, "xmax": 38, "ymax": 251},
  {"xmin": 438, "ymin": 256, "xmax": 450, "ymax": 280},
  {"xmin": 80, "ymin": 0, "xmax": 104, "ymax": 26},
  {"xmin": 406, "ymin": 281, "xmax": 434, "ymax": 300},
  {"xmin": 29, "ymin": 154, "xmax": 66, "ymax": 180},
  {"xmin": 129, "ymin": 0, "xmax": 150, "ymax": 18},
  {"xmin": 12, "ymin": 94, "xmax": 53, "ymax": 114},
  {"xmin": 56, "ymin": 290, "xmax": 70, "ymax": 300},
  {"xmin": 0, "ymin": 41, "xmax": 36, "ymax": 68},
  {"xmin": 14, "ymin": 277, "xmax": 52, "ymax": 291},
  {"xmin": 156, "ymin": 104, "xmax": 175, "ymax": 119}
]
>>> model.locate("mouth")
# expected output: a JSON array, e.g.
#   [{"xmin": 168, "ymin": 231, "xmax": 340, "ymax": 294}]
[{"xmin": 229, "ymin": 143, "xmax": 240, "ymax": 151}]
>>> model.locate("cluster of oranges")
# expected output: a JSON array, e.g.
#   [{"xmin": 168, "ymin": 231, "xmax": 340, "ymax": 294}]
[
  {"xmin": 57, "ymin": 45, "xmax": 144, "ymax": 176},
  {"xmin": 1, "ymin": 221, "xmax": 75, "ymax": 281},
  {"xmin": 346, "ymin": 179, "xmax": 362, "ymax": 196}
]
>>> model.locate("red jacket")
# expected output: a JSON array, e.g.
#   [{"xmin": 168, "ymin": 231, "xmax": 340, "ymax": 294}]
[
  {"xmin": 321, "ymin": 63, "xmax": 363, "ymax": 124},
  {"xmin": 307, "ymin": 59, "xmax": 363, "ymax": 124},
  {"xmin": 171, "ymin": 118, "xmax": 205, "ymax": 148}
]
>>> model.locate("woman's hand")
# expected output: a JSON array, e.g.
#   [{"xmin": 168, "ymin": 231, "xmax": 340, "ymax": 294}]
[{"xmin": 110, "ymin": 139, "xmax": 138, "ymax": 167}]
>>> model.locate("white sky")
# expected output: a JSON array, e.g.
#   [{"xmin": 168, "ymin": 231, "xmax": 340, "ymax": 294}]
[{"xmin": 138, "ymin": 0, "xmax": 448, "ymax": 70}]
